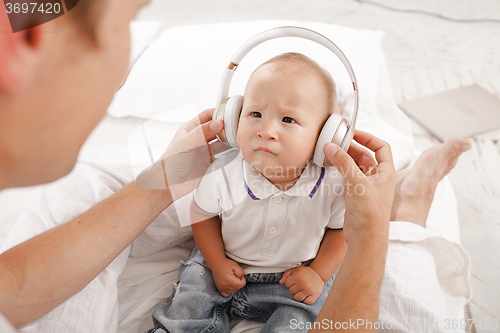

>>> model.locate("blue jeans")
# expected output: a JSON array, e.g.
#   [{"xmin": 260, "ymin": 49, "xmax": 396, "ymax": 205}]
[{"xmin": 152, "ymin": 248, "xmax": 335, "ymax": 333}]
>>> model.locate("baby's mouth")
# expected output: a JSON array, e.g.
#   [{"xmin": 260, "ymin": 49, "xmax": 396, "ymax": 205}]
[{"xmin": 256, "ymin": 147, "xmax": 275, "ymax": 154}]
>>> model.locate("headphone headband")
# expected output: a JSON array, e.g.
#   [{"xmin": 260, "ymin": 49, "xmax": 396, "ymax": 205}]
[{"xmin": 215, "ymin": 26, "xmax": 359, "ymax": 149}]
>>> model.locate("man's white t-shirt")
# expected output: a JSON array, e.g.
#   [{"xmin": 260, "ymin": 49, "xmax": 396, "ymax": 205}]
[
  {"xmin": 193, "ymin": 150, "xmax": 345, "ymax": 275},
  {"xmin": 0, "ymin": 313, "xmax": 16, "ymax": 332}
]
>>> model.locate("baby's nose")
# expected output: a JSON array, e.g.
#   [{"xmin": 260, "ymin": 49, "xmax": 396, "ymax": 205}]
[{"xmin": 257, "ymin": 122, "xmax": 278, "ymax": 140}]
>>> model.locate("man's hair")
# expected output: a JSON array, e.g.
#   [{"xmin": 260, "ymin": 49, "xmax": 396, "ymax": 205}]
[{"xmin": 257, "ymin": 52, "xmax": 337, "ymax": 117}]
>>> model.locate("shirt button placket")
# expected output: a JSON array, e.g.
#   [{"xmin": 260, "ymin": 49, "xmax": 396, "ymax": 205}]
[{"xmin": 261, "ymin": 195, "xmax": 288, "ymax": 258}]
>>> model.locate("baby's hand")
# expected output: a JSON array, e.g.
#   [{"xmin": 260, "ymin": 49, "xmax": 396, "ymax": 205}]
[
  {"xmin": 211, "ymin": 258, "xmax": 246, "ymax": 297},
  {"xmin": 279, "ymin": 266, "xmax": 324, "ymax": 305}
]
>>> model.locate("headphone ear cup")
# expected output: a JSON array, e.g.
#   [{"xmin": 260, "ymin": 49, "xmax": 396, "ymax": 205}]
[
  {"xmin": 214, "ymin": 95, "xmax": 243, "ymax": 148},
  {"xmin": 313, "ymin": 113, "xmax": 349, "ymax": 167}
]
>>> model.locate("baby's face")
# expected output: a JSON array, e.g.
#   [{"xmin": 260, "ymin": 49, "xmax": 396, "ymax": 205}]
[{"xmin": 236, "ymin": 63, "xmax": 329, "ymax": 182}]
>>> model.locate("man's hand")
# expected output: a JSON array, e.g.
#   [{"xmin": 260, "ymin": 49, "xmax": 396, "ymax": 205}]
[
  {"xmin": 324, "ymin": 130, "xmax": 397, "ymax": 243},
  {"xmin": 211, "ymin": 258, "xmax": 246, "ymax": 297},
  {"xmin": 135, "ymin": 108, "xmax": 225, "ymax": 201},
  {"xmin": 279, "ymin": 266, "xmax": 324, "ymax": 305}
]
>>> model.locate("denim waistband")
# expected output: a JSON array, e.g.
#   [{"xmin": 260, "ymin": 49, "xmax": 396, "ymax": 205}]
[{"xmin": 244, "ymin": 272, "xmax": 283, "ymax": 283}]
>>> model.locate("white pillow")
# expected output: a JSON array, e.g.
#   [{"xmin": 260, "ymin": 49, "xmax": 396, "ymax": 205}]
[
  {"xmin": 129, "ymin": 21, "xmax": 161, "ymax": 69},
  {"xmin": 108, "ymin": 20, "xmax": 385, "ymax": 129}
]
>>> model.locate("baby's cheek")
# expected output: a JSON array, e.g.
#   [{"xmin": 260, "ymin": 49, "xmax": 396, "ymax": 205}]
[
  {"xmin": 236, "ymin": 118, "xmax": 248, "ymax": 146},
  {"xmin": 239, "ymin": 147, "xmax": 250, "ymax": 162},
  {"xmin": 236, "ymin": 132, "xmax": 246, "ymax": 155},
  {"xmin": 236, "ymin": 136, "xmax": 251, "ymax": 162}
]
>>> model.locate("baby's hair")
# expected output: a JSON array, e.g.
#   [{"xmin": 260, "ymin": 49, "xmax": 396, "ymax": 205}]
[{"xmin": 255, "ymin": 52, "xmax": 338, "ymax": 117}]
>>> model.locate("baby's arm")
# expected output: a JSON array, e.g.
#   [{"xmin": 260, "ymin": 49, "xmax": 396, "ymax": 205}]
[
  {"xmin": 280, "ymin": 229, "xmax": 347, "ymax": 305},
  {"xmin": 190, "ymin": 200, "xmax": 246, "ymax": 297},
  {"xmin": 309, "ymin": 228, "xmax": 347, "ymax": 281}
]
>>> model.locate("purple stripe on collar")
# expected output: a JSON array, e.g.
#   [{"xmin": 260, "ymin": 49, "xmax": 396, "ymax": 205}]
[
  {"xmin": 308, "ymin": 167, "xmax": 325, "ymax": 198},
  {"xmin": 242, "ymin": 159, "xmax": 260, "ymax": 200},
  {"xmin": 243, "ymin": 177, "xmax": 260, "ymax": 200}
]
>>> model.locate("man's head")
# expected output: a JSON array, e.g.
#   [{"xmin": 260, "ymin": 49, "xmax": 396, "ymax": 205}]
[
  {"xmin": 0, "ymin": 0, "xmax": 150, "ymax": 189},
  {"xmin": 236, "ymin": 52, "xmax": 339, "ymax": 183}
]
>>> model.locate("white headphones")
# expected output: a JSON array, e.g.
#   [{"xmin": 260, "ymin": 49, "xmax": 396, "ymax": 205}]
[{"xmin": 213, "ymin": 26, "xmax": 359, "ymax": 167}]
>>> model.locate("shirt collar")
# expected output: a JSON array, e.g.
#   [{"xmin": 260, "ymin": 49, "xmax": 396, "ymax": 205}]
[{"xmin": 242, "ymin": 156, "xmax": 325, "ymax": 200}]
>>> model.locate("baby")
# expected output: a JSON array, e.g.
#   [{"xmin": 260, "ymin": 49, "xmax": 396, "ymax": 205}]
[{"xmin": 151, "ymin": 53, "xmax": 347, "ymax": 332}]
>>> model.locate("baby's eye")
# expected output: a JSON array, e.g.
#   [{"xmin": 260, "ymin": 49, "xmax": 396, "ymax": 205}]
[
  {"xmin": 282, "ymin": 117, "xmax": 296, "ymax": 124},
  {"xmin": 251, "ymin": 112, "xmax": 262, "ymax": 118}
]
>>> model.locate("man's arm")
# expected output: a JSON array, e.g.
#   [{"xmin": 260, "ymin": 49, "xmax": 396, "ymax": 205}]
[
  {"xmin": 311, "ymin": 227, "xmax": 388, "ymax": 332},
  {"xmin": 0, "ymin": 109, "xmax": 224, "ymax": 328},
  {"xmin": 0, "ymin": 182, "xmax": 171, "ymax": 328}
]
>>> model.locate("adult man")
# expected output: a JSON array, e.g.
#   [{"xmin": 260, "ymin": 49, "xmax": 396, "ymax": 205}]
[{"xmin": 0, "ymin": 0, "xmax": 222, "ymax": 329}]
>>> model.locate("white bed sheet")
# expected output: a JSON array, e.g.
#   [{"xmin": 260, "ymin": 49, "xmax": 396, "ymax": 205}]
[{"xmin": 0, "ymin": 20, "xmax": 471, "ymax": 333}]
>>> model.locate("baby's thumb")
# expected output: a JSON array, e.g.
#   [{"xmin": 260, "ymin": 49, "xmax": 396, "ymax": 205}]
[
  {"xmin": 233, "ymin": 265, "xmax": 244, "ymax": 278},
  {"xmin": 324, "ymin": 143, "xmax": 364, "ymax": 183},
  {"xmin": 237, "ymin": 276, "xmax": 246, "ymax": 289},
  {"xmin": 232, "ymin": 266, "xmax": 246, "ymax": 287},
  {"xmin": 279, "ymin": 269, "xmax": 294, "ymax": 284}
]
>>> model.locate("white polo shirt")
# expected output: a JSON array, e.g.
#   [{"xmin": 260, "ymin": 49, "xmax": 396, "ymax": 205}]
[{"xmin": 193, "ymin": 149, "xmax": 345, "ymax": 274}]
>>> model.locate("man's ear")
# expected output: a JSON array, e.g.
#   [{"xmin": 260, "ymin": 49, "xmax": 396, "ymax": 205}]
[{"xmin": 0, "ymin": 11, "xmax": 45, "ymax": 94}]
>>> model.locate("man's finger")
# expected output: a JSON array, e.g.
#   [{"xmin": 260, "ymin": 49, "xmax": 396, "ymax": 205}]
[
  {"xmin": 353, "ymin": 131, "xmax": 394, "ymax": 166},
  {"xmin": 194, "ymin": 108, "xmax": 215, "ymax": 125},
  {"xmin": 200, "ymin": 119, "xmax": 224, "ymax": 143},
  {"xmin": 347, "ymin": 141, "xmax": 377, "ymax": 172},
  {"xmin": 324, "ymin": 143, "xmax": 365, "ymax": 183},
  {"xmin": 183, "ymin": 109, "xmax": 216, "ymax": 133}
]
